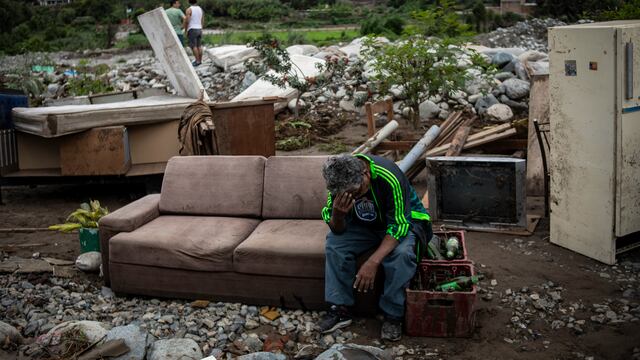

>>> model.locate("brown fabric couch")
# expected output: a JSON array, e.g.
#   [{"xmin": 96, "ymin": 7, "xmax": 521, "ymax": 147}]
[{"xmin": 100, "ymin": 155, "xmax": 340, "ymax": 310}]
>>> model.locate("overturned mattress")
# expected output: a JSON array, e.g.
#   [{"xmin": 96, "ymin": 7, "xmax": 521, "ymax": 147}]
[{"xmin": 12, "ymin": 95, "xmax": 194, "ymax": 138}]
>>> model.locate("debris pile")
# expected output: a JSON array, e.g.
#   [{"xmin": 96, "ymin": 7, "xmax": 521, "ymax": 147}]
[{"xmin": 474, "ymin": 18, "xmax": 567, "ymax": 51}]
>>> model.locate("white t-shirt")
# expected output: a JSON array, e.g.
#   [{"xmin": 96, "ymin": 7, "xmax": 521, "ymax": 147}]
[{"xmin": 187, "ymin": 5, "xmax": 203, "ymax": 31}]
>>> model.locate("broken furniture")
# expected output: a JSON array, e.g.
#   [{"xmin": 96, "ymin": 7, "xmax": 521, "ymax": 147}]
[
  {"xmin": 99, "ymin": 155, "xmax": 334, "ymax": 309},
  {"xmin": 549, "ymin": 21, "xmax": 640, "ymax": 264}
]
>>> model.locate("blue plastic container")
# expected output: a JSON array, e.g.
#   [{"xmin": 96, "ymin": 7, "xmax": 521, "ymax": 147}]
[{"xmin": 0, "ymin": 90, "xmax": 28, "ymax": 129}]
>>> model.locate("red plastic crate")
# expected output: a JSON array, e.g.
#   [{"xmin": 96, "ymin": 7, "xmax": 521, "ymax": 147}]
[
  {"xmin": 426, "ymin": 230, "xmax": 468, "ymax": 263},
  {"xmin": 405, "ymin": 262, "xmax": 477, "ymax": 337}
]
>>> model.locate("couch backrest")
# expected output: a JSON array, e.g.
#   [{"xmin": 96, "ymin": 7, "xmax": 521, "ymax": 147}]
[
  {"xmin": 160, "ymin": 156, "xmax": 266, "ymax": 217},
  {"xmin": 262, "ymin": 156, "xmax": 328, "ymax": 219}
]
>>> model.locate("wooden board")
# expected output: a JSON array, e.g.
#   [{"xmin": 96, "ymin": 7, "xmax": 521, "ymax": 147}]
[
  {"xmin": 60, "ymin": 126, "xmax": 131, "ymax": 176},
  {"xmin": 128, "ymin": 120, "xmax": 180, "ymax": 165},
  {"xmin": 526, "ymin": 74, "xmax": 549, "ymax": 196},
  {"xmin": 137, "ymin": 8, "xmax": 208, "ymax": 100},
  {"xmin": 212, "ymin": 103, "xmax": 276, "ymax": 156},
  {"xmin": 12, "ymin": 96, "xmax": 193, "ymax": 137},
  {"xmin": 16, "ymin": 132, "xmax": 62, "ymax": 170}
]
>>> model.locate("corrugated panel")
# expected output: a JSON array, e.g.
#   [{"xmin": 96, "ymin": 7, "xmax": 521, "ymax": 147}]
[{"xmin": 0, "ymin": 129, "xmax": 18, "ymax": 175}]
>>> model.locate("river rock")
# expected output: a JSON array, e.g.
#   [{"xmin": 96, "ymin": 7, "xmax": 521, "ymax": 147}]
[
  {"xmin": 419, "ymin": 100, "xmax": 440, "ymax": 120},
  {"xmin": 105, "ymin": 324, "xmax": 149, "ymax": 360},
  {"xmin": 475, "ymin": 94, "xmax": 499, "ymax": 115},
  {"xmin": 492, "ymin": 52, "xmax": 516, "ymax": 68},
  {"xmin": 39, "ymin": 321, "xmax": 110, "ymax": 346},
  {"xmin": 339, "ymin": 100, "xmax": 357, "ymax": 112},
  {"xmin": 495, "ymin": 72, "xmax": 515, "ymax": 81},
  {"xmin": 240, "ymin": 71, "xmax": 258, "ymax": 91},
  {"xmin": 315, "ymin": 344, "xmax": 391, "ymax": 360},
  {"xmin": 236, "ymin": 352, "xmax": 287, "ymax": 360},
  {"xmin": 76, "ymin": 252, "xmax": 101, "ymax": 272},
  {"xmin": 148, "ymin": 338, "xmax": 203, "ymax": 360},
  {"xmin": 502, "ymin": 78, "xmax": 530, "ymax": 100},
  {"xmin": 288, "ymin": 99, "xmax": 306, "ymax": 113},
  {"xmin": 485, "ymin": 104, "xmax": 513, "ymax": 122},
  {"xmin": 0, "ymin": 321, "xmax": 23, "ymax": 347}
]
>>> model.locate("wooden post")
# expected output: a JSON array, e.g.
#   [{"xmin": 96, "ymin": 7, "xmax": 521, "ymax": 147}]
[{"xmin": 352, "ymin": 120, "xmax": 399, "ymax": 155}]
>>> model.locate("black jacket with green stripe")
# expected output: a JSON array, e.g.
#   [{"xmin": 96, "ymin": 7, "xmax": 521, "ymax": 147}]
[{"xmin": 321, "ymin": 154, "xmax": 430, "ymax": 240}]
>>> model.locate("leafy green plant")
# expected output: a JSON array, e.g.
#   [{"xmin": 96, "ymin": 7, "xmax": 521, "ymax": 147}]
[
  {"xmin": 49, "ymin": 200, "xmax": 109, "ymax": 233},
  {"xmin": 362, "ymin": 36, "xmax": 492, "ymax": 128}
]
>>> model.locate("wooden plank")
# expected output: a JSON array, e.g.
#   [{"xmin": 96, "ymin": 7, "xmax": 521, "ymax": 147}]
[
  {"xmin": 376, "ymin": 141, "xmax": 415, "ymax": 151},
  {"xmin": 213, "ymin": 103, "xmax": 276, "ymax": 156},
  {"xmin": 60, "ymin": 126, "xmax": 131, "ymax": 176},
  {"xmin": 526, "ymin": 75, "xmax": 549, "ymax": 196},
  {"xmin": 445, "ymin": 125, "xmax": 471, "ymax": 156},
  {"xmin": 138, "ymin": 8, "xmax": 208, "ymax": 100},
  {"xmin": 128, "ymin": 120, "xmax": 180, "ymax": 165},
  {"xmin": 426, "ymin": 123, "xmax": 512, "ymax": 155},
  {"xmin": 125, "ymin": 162, "xmax": 167, "ymax": 176},
  {"xmin": 426, "ymin": 128, "xmax": 517, "ymax": 156}
]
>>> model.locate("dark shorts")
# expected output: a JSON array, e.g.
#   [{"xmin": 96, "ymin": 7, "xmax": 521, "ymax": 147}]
[{"xmin": 187, "ymin": 29, "xmax": 202, "ymax": 48}]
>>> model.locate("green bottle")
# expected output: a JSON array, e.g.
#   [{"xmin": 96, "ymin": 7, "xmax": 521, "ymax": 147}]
[
  {"xmin": 435, "ymin": 275, "xmax": 484, "ymax": 292},
  {"xmin": 427, "ymin": 235, "xmax": 445, "ymax": 260},
  {"xmin": 445, "ymin": 236, "xmax": 460, "ymax": 259}
]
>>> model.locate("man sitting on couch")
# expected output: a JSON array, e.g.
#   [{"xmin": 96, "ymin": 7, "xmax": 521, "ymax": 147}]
[{"xmin": 318, "ymin": 154, "xmax": 432, "ymax": 341}]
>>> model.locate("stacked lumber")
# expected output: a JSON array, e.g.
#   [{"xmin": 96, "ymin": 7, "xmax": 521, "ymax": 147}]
[{"xmin": 405, "ymin": 111, "xmax": 517, "ymax": 179}]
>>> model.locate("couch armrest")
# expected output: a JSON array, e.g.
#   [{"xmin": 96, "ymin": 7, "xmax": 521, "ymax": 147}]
[{"xmin": 99, "ymin": 194, "xmax": 160, "ymax": 286}]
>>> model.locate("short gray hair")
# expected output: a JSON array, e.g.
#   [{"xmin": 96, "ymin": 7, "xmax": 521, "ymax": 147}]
[{"xmin": 322, "ymin": 154, "xmax": 365, "ymax": 196}]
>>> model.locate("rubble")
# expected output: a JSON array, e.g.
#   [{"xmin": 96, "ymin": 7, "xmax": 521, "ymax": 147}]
[{"xmin": 474, "ymin": 18, "xmax": 568, "ymax": 51}]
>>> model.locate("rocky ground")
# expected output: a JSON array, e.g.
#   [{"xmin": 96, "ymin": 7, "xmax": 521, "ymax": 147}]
[{"xmin": 1, "ymin": 183, "xmax": 640, "ymax": 360}]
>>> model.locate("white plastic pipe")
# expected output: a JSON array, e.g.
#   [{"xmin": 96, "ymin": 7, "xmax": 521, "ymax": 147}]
[
  {"xmin": 398, "ymin": 125, "xmax": 440, "ymax": 173},
  {"xmin": 352, "ymin": 120, "xmax": 399, "ymax": 155}
]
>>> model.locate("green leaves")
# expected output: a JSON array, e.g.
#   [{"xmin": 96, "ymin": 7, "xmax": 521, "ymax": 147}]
[
  {"xmin": 49, "ymin": 200, "xmax": 109, "ymax": 233},
  {"xmin": 362, "ymin": 35, "xmax": 492, "ymax": 127}
]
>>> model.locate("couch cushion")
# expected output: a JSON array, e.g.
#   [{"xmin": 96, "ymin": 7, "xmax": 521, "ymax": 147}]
[
  {"xmin": 110, "ymin": 215, "xmax": 260, "ymax": 272},
  {"xmin": 233, "ymin": 219, "xmax": 327, "ymax": 278},
  {"xmin": 262, "ymin": 156, "xmax": 328, "ymax": 219},
  {"xmin": 160, "ymin": 156, "xmax": 265, "ymax": 217}
]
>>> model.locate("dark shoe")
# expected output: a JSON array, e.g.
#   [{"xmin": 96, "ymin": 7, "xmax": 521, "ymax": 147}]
[
  {"xmin": 381, "ymin": 318, "xmax": 402, "ymax": 341},
  {"xmin": 318, "ymin": 305, "xmax": 352, "ymax": 334}
]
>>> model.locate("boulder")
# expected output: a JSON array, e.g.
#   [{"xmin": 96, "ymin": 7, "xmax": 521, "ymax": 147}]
[
  {"xmin": 486, "ymin": 104, "xmax": 513, "ymax": 122},
  {"xmin": 474, "ymin": 94, "xmax": 499, "ymax": 115},
  {"xmin": 288, "ymin": 99, "xmax": 306, "ymax": 113},
  {"xmin": 38, "ymin": 321, "xmax": 110, "ymax": 347},
  {"xmin": 286, "ymin": 45, "xmax": 320, "ymax": 56},
  {"xmin": 499, "ymin": 95, "xmax": 528, "ymax": 111},
  {"xmin": 339, "ymin": 37, "xmax": 389, "ymax": 59},
  {"xmin": 502, "ymin": 78, "xmax": 530, "ymax": 100},
  {"xmin": 205, "ymin": 45, "xmax": 259, "ymax": 70},
  {"xmin": 240, "ymin": 71, "xmax": 258, "ymax": 91},
  {"xmin": 419, "ymin": 100, "xmax": 440, "ymax": 120},
  {"xmin": 236, "ymin": 352, "xmax": 287, "ymax": 360},
  {"xmin": 494, "ymin": 72, "xmax": 515, "ymax": 82},
  {"xmin": 339, "ymin": 100, "xmax": 357, "ymax": 113},
  {"xmin": 104, "ymin": 324, "xmax": 149, "ymax": 360},
  {"xmin": 468, "ymin": 93, "xmax": 482, "ymax": 104},
  {"xmin": 353, "ymin": 91, "xmax": 369, "ymax": 107},
  {"xmin": 491, "ymin": 52, "xmax": 515, "ymax": 68},
  {"xmin": 148, "ymin": 339, "xmax": 203, "ymax": 360},
  {"xmin": 315, "ymin": 344, "xmax": 391, "ymax": 360},
  {"xmin": 76, "ymin": 252, "xmax": 101, "ymax": 272},
  {"xmin": 0, "ymin": 321, "xmax": 23, "ymax": 348},
  {"xmin": 514, "ymin": 61, "xmax": 530, "ymax": 81},
  {"xmin": 389, "ymin": 85, "xmax": 405, "ymax": 100}
]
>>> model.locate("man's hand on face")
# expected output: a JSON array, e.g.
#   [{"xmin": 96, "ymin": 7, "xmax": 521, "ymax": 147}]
[
  {"xmin": 354, "ymin": 259, "xmax": 378, "ymax": 293},
  {"xmin": 332, "ymin": 191, "xmax": 354, "ymax": 219}
]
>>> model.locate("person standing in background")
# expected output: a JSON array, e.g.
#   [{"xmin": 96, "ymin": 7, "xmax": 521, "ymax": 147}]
[
  {"xmin": 165, "ymin": 0, "xmax": 185, "ymax": 46},
  {"xmin": 183, "ymin": 0, "xmax": 204, "ymax": 66}
]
